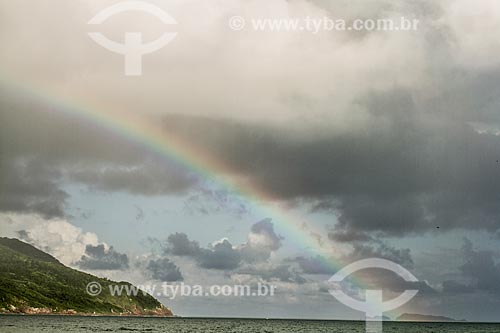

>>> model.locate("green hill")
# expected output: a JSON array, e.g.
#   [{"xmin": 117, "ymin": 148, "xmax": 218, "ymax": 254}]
[{"xmin": 0, "ymin": 238, "xmax": 172, "ymax": 316}]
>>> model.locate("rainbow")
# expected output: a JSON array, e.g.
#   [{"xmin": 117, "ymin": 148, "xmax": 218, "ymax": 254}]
[{"xmin": 0, "ymin": 74, "xmax": 361, "ymax": 285}]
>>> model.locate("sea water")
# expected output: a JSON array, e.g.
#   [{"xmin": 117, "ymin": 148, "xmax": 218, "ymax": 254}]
[{"xmin": 1, "ymin": 315, "xmax": 499, "ymax": 333}]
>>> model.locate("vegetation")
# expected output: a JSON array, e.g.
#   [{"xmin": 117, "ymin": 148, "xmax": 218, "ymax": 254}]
[{"xmin": 0, "ymin": 238, "xmax": 172, "ymax": 316}]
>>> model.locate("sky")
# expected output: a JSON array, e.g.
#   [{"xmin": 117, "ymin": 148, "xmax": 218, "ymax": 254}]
[{"xmin": 1, "ymin": 0, "xmax": 500, "ymax": 322}]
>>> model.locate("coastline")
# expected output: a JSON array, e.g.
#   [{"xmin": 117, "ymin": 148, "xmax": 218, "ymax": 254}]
[
  {"xmin": 0, "ymin": 305, "xmax": 173, "ymax": 317},
  {"xmin": 1, "ymin": 314, "xmax": 498, "ymax": 324}
]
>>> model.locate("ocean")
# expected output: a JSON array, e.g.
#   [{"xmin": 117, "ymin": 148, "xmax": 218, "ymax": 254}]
[{"xmin": 1, "ymin": 315, "xmax": 499, "ymax": 333}]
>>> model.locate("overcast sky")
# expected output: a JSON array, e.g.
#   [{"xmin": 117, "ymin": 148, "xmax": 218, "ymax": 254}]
[{"xmin": 2, "ymin": 0, "xmax": 500, "ymax": 322}]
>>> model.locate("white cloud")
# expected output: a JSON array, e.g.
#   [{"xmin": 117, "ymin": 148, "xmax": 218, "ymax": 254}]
[
  {"xmin": 443, "ymin": 0, "xmax": 500, "ymax": 69},
  {"xmin": 0, "ymin": 213, "xmax": 99, "ymax": 266},
  {"xmin": 0, "ymin": 0, "xmax": 482, "ymax": 128}
]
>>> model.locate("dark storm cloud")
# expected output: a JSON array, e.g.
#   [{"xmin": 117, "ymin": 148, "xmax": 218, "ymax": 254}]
[
  {"xmin": 239, "ymin": 219, "xmax": 283, "ymax": 263},
  {"xmin": 197, "ymin": 239, "xmax": 242, "ymax": 270},
  {"xmin": 0, "ymin": 157, "xmax": 68, "ymax": 218},
  {"xmin": 0, "ymin": 88, "xmax": 198, "ymax": 217},
  {"xmin": 440, "ymin": 238, "xmax": 500, "ymax": 295},
  {"xmin": 77, "ymin": 244, "xmax": 129, "ymax": 270},
  {"xmin": 68, "ymin": 161, "xmax": 197, "ymax": 196},
  {"xmin": 153, "ymin": 221, "xmax": 283, "ymax": 271},
  {"xmin": 330, "ymin": 239, "xmax": 437, "ymax": 295},
  {"xmin": 0, "ymin": 88, "xmax": 148, "ymax": 165},
  {"xmin": 3, "ymin": 44, "xmax": 500, "ymax": 241},
  {"xmin": 250, "ymin": 219, "xmax": 283, "ymax": 249},
  {"xmin": 3, "ymin": 67, "xmax": 500, "ymax": 239},
  {"xmin": 343, "ymin": 240, "xmax": 414, "ymax": 269},
  {"xmin": 158, "ymin": 83, "xmax": 500, "ymax": 236},
  {"xmin": 159, "ymin": 232, "xmax": 241, "ymax": 270},
  {"xmin": 5, "ymin": 84, "xmax": 500, "ymax": 237},
  {"xmin": 456, "ymin": 238, "xmax": 500, "ymax": 293},
  {"xmin": 164, "ymin": 232, "xmax": 202, "ymax": 256},
  {"xmin": 327, "ymin": 227, "xmax": 373, "ymax": 243},
  {"xmin": 442, "ymin": 280, "xmax": 475, "ymax": 294},
  {"xmin": 147, "ymin": 258, "xmax": 183, "ymax": 282},
  {"xmin": 384, "ymin": 279, "xmax": 437, "ymax": 295},
  {"xmin": 290, "ymin": 239, "xmax": 414, "ymax": 276}
]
